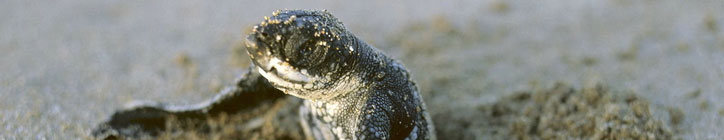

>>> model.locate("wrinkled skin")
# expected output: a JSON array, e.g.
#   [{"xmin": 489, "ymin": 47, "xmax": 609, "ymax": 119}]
[{"xmin": 92, "ymin": 9, "xmax": 435, "ymax": 140}]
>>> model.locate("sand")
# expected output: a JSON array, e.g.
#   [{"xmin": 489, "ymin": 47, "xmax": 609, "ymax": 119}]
[
  {"xmin": 1, "ymin": 0, "xmax": 723, "ymax": 139},
  {"xmin": 104, "ymin": 83, "xmax": 681, "ymax": 139},
  {"xmin": 474, "ymin": 83, "xmax": 676, "ymax": 139}
]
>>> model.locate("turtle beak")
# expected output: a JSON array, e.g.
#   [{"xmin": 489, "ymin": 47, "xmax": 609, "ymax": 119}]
[{"xmin": 245, "ymin": 35, "xmax": 273, "ymax": 71}]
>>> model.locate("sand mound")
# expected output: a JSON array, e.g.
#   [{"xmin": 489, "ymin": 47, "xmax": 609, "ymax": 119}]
[
  {"xmin": 118, "ymin": 83, "xmax": 679, "ymax": 139},
  {"xmin": 477, "ymin": 83, "xmax": 676, "ymax": 139}
]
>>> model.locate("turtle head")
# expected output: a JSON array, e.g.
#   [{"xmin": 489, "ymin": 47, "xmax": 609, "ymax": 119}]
[{"xmin": 245, "ymin": 9, "xmax": 359, "ymax": 100}]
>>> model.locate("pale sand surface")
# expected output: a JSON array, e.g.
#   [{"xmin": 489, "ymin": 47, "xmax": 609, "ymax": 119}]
[{"xmin": 1, "ymin": 0, "xmax": 723, "ymax": 139}]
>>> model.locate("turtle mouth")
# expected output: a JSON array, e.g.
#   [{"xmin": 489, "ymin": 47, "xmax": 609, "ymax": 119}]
[
  {"xmin": 257, "ymin": 57, "xmax": 311, "ymax": 84},
  {"xmin": 245, "ymin": 34, "xmax": 313, "ymax": 88}
]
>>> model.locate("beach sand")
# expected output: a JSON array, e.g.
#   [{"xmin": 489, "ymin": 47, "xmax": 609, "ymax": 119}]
[{"xmin": 1, "ymin": 0, "xmax": 723, "ymax": 139}]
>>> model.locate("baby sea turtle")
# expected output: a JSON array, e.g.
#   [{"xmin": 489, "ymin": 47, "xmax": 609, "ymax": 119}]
[{"xmin": 92, "ymin": 9, "xmax": 436, "ymax": 140}]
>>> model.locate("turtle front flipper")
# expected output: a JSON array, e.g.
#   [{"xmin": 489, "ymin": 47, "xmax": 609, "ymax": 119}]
[{"xmin": 92, "ymin": 67, "xmax": 286, "ymax": 139}]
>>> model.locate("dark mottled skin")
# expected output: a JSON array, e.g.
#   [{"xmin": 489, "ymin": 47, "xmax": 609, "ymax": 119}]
[
  {"xmin": 91, "ymin": 9, "xmax": 435, "ymax": 140},
  {"xmin": 246, "ymin": 10, "xmax": 435, "ymax": 140},
  {"xmin": 91, "ymin": 68, "xmax": 286, "ymax": 139}
]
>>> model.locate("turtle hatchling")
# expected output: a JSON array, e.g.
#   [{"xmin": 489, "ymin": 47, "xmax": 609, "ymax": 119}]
[{"xmin": 93, "ymin": 9, "xmax": 436, "ymax": 140}]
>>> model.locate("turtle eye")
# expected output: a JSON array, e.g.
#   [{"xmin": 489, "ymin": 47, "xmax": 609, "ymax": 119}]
[{"xmin": 293, "ymin": 38, "xmax": 327, "ymax": 68}]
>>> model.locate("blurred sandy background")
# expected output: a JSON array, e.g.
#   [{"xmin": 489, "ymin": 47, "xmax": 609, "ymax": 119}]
[{"xmin": 1, "ymin": 0, "xmax": 723, "ymax": 139}]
